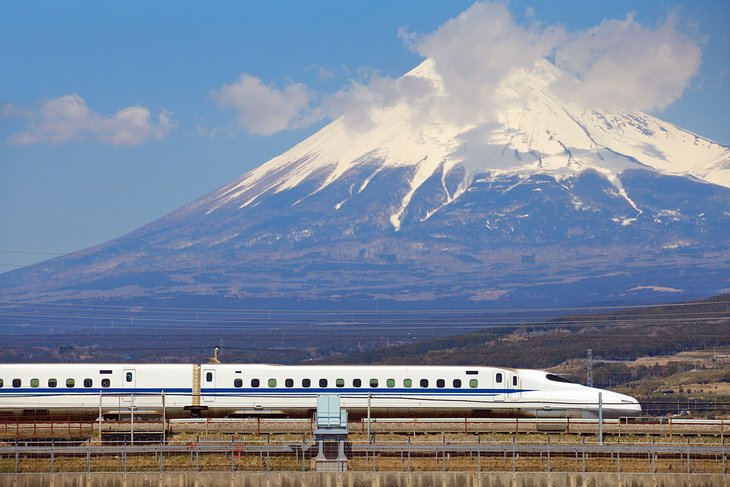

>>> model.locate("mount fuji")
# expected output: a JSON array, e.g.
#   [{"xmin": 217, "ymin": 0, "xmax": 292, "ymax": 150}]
[{"xmin": 2, "ymin": 59, "xmax": 730, "ymax": 309}]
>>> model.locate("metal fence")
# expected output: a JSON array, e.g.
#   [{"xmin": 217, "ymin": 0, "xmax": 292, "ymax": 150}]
[
  {"xmin": 0, "ymin": 438, "xmax": 727, "ymax": 477},
  {"xmin": 2, "ymin": 416, "xmax": 729, "ymax": 440}
]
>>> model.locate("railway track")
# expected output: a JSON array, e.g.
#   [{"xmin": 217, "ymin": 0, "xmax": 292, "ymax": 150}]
[{"xmin": 0, "ymin": 441, "xmax": 726, "ymax": 458}]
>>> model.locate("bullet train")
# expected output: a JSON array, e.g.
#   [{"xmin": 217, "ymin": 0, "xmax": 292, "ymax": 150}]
[{"xmin": 0, "ymin": 363, "xmax": 641, "ymax": 419}]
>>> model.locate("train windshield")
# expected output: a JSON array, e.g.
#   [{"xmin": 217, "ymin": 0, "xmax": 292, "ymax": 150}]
[{"xmin": 545, "ymin": 373, "xmax": 574, "ymax": 384}]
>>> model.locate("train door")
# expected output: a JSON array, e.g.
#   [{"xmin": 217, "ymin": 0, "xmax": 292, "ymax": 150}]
[
  {"xmin": 202, "ymin": 368, "xmax": 216, "ymax": 403},
  {"xmin": 122, "ymin": 369, "xmax": 136, "ymax": 403},
  {"xmin": 507, "ymin": 373, "xmax": 520, "ymax": 401},
  {"xmin": 493, "ymin": 371, "xmax": 505, "ymax": 401}
]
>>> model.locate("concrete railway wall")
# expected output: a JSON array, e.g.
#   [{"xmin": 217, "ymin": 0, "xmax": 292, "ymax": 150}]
[{"xmin": 0, "ymin": 471, "xmax": 727, "ymax": 487}]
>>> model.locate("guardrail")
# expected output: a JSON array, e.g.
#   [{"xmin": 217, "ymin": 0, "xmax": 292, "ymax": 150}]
[
  {"xmin": 0, "ymin": 416, "xmax": 727, "ymax": 439},
  {"xmin": 169, "ymin": 417, "xmax": 730, "ymax": 438},
  {"xmin": 0, "ymin": 417, "xmax": 93, "ymax": 439}
]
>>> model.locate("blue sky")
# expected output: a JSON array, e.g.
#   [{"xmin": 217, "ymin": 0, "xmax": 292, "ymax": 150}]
[{"xmin": 1, "ymin": 1, "xmax": 728, "ymax": 272}]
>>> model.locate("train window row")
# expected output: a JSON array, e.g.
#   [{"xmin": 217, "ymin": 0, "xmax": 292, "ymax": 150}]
[
  {"xmin": 0, "ymin": 378, "xmax": 112, "ymax": 388},
  {"xmin": 228, "ymin": 378, "xmax": 481, "ymax": 389}
]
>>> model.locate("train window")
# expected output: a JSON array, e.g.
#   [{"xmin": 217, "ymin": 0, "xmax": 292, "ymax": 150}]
[
  {"xmin": 386, "ymin": 379, "xmax": 395, "ymax": 388},
  {"xmin": 403, "ymin": 379, "xmax": 412, "ymax": 388},
  {"xmin": 436, "ymin": 379, "xmax": 445, "ymax": 388},
  {"xmin": 66, "ymin": 379, "xmax": 75, "ymax": 388},
  {"xmin": 352, "ymin": 379, "xmax": 362, "ymax": 388},
  {"xmin": 268, "ymin": 379, "xmax": 277, "ymax": 388},
  {"xmin": 369, "ymin": 378, "xmax": 378, "ymax": 387},
  {"xmin": 285, "ymin": 379, "xmax": 294, "ymax": 388},
  {"xmin": 469, "ymin": 379, "xmax": 478, "ymax": 388},
  {"xmin": 319, "ymin": 379, "xmax": 328, "ymax": 387},
  {"xmin": 512, "ymin": 376, "xmax": 518, "ymax": 387},
  {"xmin": 206, "ymin": 372, "xmax": 213, "ymax": 382},
  {"xmin": 336, "ymin": 378, "xmax": 345, "ymax": 388},
  {"xmin": 545, "ymin": 374, "xmax": 574, "ymax": 384},
  {"xmin": 30, "ymin": 379, "xmax": 39, "ymax": 388},
  {"xmin": 302, "ymin": 379, "xmax": 311, "ymax": 388},
  {"xmin": 84, "ymin": 379, "xmax": 93, "ymax": 388},
  {"xmin": 453, "ymin": 379, "xmax": 462, "ymax": 388},
  {"xmin": 99, "ymin": 370, "xmax": 113, "ymax": 375},
  {"xmin": 12, "ymin": 379, "xmax": 21, "ymax": 388},
  {"xmin": 0, "ymin": 379, "xmax": 3, "ymax": 387},
  {"xmin": 420, "ymin": 379, "xmax": 429, "ymax": 388},
  {"xmin": 251, "ymin": 379, "xmax": 260, "ymax": 388},
  {"xmin": 101, "ymin": 379, "xmax": 111, "ymax": 388},
  {"xmin": 48, "ymin": 379, "xmax": 57, "ymax": 388},
  {"xmin": 125, "ymin": 372, "xmax": 133, "ymax": 383},
  {"xmin": 234, "ymin": 379, "xmax": 243, "ymax": 388},
  {"xmin": 495, "ymin": 373, "xmax": 503, "ymax": 384},
  {"xmin": 466, "ymin": 370, "xmax": 478, "ymax": 375}
]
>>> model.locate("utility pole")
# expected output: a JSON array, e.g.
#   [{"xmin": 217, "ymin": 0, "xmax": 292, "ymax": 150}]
[{"xmin": 587, "ymin": 349, "xmax": 593, "ymax": 387}]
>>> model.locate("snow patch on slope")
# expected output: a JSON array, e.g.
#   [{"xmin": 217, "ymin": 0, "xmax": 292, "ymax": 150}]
[{"xmin": 627, "ymin": 285, "xmax": 682, "ymax": 293}]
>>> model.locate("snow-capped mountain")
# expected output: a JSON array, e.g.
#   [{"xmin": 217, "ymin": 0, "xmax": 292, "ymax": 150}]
[
  {"xmin": 207, "ymin": 59, "xmax": 729, "ymax": 228},
  {"xmin": 1, "ymin": 59, "xmax": 729, "ymax": 308}
]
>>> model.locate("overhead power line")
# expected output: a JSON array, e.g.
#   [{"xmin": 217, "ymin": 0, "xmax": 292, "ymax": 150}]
[
  {"xmin": 3, "ymin": 298, "xmax": 729, "ymax": 315},
  {"xmin": 0, "ymin": 250, "xmax": 66, "ymax": 256}
]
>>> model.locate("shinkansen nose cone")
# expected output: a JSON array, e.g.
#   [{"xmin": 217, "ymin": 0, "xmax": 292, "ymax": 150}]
[{"xmin": 588, "ymin": 390, "xmax": 642, "ymax": 419}]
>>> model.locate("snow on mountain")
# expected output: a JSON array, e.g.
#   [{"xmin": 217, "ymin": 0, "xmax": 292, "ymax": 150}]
[{"xmin": 205, "ymin": 58, "xmax": 729, "ymax": 232}]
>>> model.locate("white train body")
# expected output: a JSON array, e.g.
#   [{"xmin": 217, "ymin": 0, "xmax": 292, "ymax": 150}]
[{"xmin": 0, "ymin": 363, "xmax": 641, "ymax": 419}]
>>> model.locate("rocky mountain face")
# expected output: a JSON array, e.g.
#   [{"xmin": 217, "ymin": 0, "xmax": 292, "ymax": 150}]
[{"xmin": 2, "ymin": 60, "xmax": 729, "ymax": 309}]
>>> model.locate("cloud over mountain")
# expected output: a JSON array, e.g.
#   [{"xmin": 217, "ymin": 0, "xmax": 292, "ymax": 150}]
[
  {"xmin": 213, "ymin": 74, "xmax": 312, "ymax": 135},
  {"xmin": 552, "ymin": 12, "xmax": 702, "ymax": 111},
  {"xmin": 217, "ymin": 2, "xmax": 703, "ymax": 137}
]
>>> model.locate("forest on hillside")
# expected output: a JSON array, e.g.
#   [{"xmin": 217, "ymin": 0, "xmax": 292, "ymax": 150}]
[{"xmin": 318, "ymin": 297, "xmax": 730, "ymax": 369}]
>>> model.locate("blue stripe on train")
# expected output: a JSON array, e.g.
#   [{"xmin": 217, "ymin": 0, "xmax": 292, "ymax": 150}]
[{"xmin": 0, "ymin": 388, "xmax": 191, "ymax": 395}]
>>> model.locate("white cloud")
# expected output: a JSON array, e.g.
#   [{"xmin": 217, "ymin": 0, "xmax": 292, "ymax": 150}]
[
  {"xmin": 409, "ymin": 2, "xmax": 563, "ymax": 125},
  {"xmin": 212, "ymin": 2, "xmax": 703, "ymax": 136},
  {"xmin": 1, "ymin": 103, "xmax": 33, "ymax": 119},
  {"xmin": 389, "ymin": 3, "xmax": 701, "ymax": 124},
  {"xmin": 7, "ymin": 94, "xmax": 173, "ymax": 146},
  {"xmin": 213, "ymin": 74, "xmax": 312, "ymax": 136},
  {"xmin": 397, "ymin": 26, "xmax": 420, "ymax": 53},
  {"xmin": 552, "ymin": 12, "xmax": 702, "ymax": 111},
  {"xmin": 317, "ymin": 71, "xmax": 435, "ymax": 131}
]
